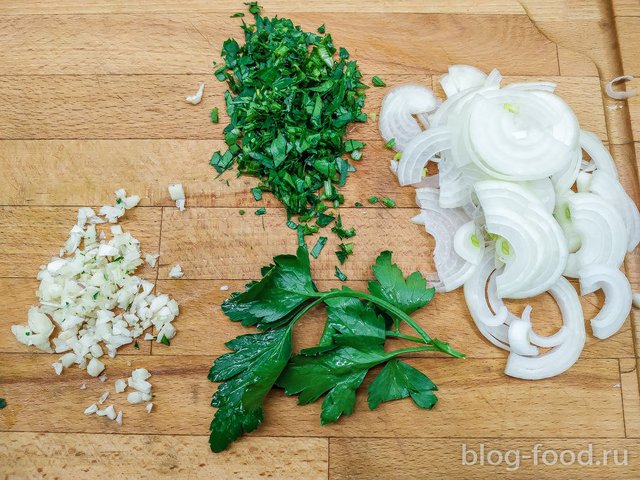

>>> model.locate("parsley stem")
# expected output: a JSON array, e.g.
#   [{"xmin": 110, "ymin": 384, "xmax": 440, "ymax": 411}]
[
  {"xmin": 385, "ymin": 346, "xmax": 441, "ymax": 357},
  {"xmin": 385, "ymin": 331, "xmax": 426, "ymax": 344},
  {"xmin": 316, "ymin": 290, "xmax": 464, "ymax": 358}
]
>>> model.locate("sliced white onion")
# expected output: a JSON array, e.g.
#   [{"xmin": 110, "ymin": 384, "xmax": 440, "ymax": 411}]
[
  {"xmin": 587, "ymin": 170, "xmax": 640, "ymax": 252},
  {"xmin": 475, "ymin": 181, "xmax": 568, "ymax": 298},
  {"xmin": 579, "ymin": 264, "xmax": 632, "ymax": 339},
  {"xmin": 564, "ymin": 193, "xmax": 627, "ymax": 278},
  {"xmin": 453, "ymin": 220, "xmax": 485, "ymax": 265},
  {"xmin": 396, "ymin": 127, "xmax": 451, "ymax": 186},
  {"xmin": 605, "ymin": 75, "xmax": 637, "ymax": 100},
  {"xmin": 505, "ymin": 81, "xmax": 557, "ymax": 93},
  {"xmin": 507, "ymin": 306, "xmax": 539, "ymax": 356},
  {"xmin": 417, "ymin": 187, "xmax": 477, "ymax": 291},
  {"xmin": 579, "ymin": 130, "xmax": 618, "ymax": 179},
  {"xmin": 439, "ymin": 65, "xmax": 487, "ymax": 97},
  {"xmin": 467, "ymin": 90, "xmax": 579, "ymax": 180},
  {"xmin": 505, "ymin": 276, "xmax": 585, "ymax": 380},
  {"xmin": 463, "ymin": 251, "xmax": 509, "ymax": 330},
  {"xmin": 379, "ymin": 84, "xmax": 438, "ymax": 151}
]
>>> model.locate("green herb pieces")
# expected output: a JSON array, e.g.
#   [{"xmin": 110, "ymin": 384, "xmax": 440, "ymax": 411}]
[
  {"xmin": 221, "ymin": 246, "xmax": 318, "ymax": 329},
  {"xmin": 0, "ymin": 398, "xmax": 5, "ymax": 409},
  {"xmin": 317, "ymin": 24, "xmax": 325, "ymax": 34},
  {"xmin": 251, "ymin": 187, "xmax": 263, "ymax": 201},
  {"xmin": 372, "ymin": 76, "xmax": 386, "ymax": 87},
  {"xmin": 209, "ymin": 328, "xmax": 292, "ymax": 452},
  {"xmin": 311, "ymin": 236, "xmax": 328, "ymax": 258},
  {"xmin": 344, "ymin": 139, "xmax": 365, "ymax": 152},
  {"xmin": 210, "ymin": 1, "xmax": 366, "ymax": 232},
  {"xmin": 331, "ymin": 214, "xmax": 356, "ymax": 240},
  {"xmin": 244, "ymin": 1, "xmax": 262, "ymax": 14},
  {"xmin": 368, "ymin": 251, "xmax": 434, "ymax": 315},
  {"xmin": 382, "ymin": 197, "xmax": 396, "ymax": 208},
  {"xmin": 350, "ymin": 150, "xmax": 363, "ymax": 161},
  {"xmin": 160, "ymin": 335, "xmax": 170, "ymax": 346},
  {"xmin": 335, "ymin": 242, "xmax": 354, "ymax": 265},
  {"xmin": 334, "ymin": 266, "xmax": 348, "ymax": 281},
  {"xmin": 368, "ymin": 196, "xmax": 379, "ymax": 204},
  {"xmin": 315, "ymin": 212, "xmax": 335, "ymax": 227},
  {"xmin": 239, "ymin": 209, "xmax": 246, "ymax": 216},
  {"xmin": 255, "ymin": 207, "xmax": 266, "ymax": 216},
  {"xmin": 385, "ymin": 138, "xmax": 396, "ymax": 149},
  {"xmin": 231, "ymin": 12, "xmax": 245, "ymax": 17},
  {"xmin": 367, "ymin": 359, "xmax": 438, "ymax": 410},
  {"xmin": 134, "ymin": 341, "xmax": 140, "ymax": 350},
  {"xmin": 354, "ymin": 202, "xmax": 363, "ymax": 207},
  {"xmin": 211, "ymin": 107, "xmax": 220, "ymax": 123}
]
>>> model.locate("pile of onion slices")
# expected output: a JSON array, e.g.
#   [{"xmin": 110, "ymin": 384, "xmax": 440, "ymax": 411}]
[{"xmin": 380, "ymin": 65, "xmax": 640, "ymax": 380}]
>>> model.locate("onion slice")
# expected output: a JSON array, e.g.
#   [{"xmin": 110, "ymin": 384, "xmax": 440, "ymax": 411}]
[
  {"xmin": 605, "ymin": 75, "xmax": 637, "ymax": 100},
  {"xmin": 439, "ymin": 65, "xmax": 487, "ymax": 97},
  {"xmin": 579, "ymin": 264, "xmax": 632, "ymax": 339},
  {"xmin": 579, "ymin": 130, "xmax": 618, "ymax": 179},
  {"xmin": 564, "ymin": 193, "xmax": 627, "ymax": 278},
  {"xmin": 379, "ymin": 84, "xmax": 438, "ymax": 151},
  {"xmin": 396, "ymin": 127, "xmax": 451, "ymax": 186},
  {"xmin": 504, "ymin": 276, "xmax": 585, "ymax": 380}
]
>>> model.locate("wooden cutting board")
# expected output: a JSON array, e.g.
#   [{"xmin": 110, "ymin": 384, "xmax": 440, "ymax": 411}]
[{"xmin": 1, "ymin": 0, "xmax": 639, "ymax": 478}]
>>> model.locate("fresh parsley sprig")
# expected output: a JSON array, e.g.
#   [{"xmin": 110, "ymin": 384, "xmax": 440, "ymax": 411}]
[{"xmin": 208, "ymin": 246, "xmax": 464, "ymax": 452}]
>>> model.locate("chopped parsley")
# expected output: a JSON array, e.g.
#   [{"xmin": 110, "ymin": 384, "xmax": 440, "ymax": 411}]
[
  {"xmin": 230, "ymin": 12, "xmax": 245, "ymax": 17},
  {"xmin": 335, "ymin": 242, "xmax": 354, "ymax": 264},
  {"xmin": 331, "ymin": 214, "xmax": 356, "ymax": 239},
  {"xmin": 371, "ymin": 76, "xmax": 386, "ymax": 87},
  {"xmin": 251, "ymin": 187, "xmax": 263, "ymax": 201},
  {"xmin": 354, "ymin": 202, "xmax": 363, "ymax": 207},
  {"xmin": 385, "ymin": 138, "xmax": 396, "ymax": 149},
  {"xmin": 134, "ymin": 341, "xmax": 140, "ymax": 350},
  {"xmin": 160, "ymin": 335, "xmax": 171, "ymax": 346},
  {"xmin": 211, "ymin": 107, "xmax": 219, "ymax": 123},
  {"xmin": 334, "ymin": 266, "xmax": 348, "ymax": 281},
  {"xmin": 368, "ymin": 196, "xmax": 379, "ymax": 204},
  {"xmin": 210, "ymin": 2, "xmax": 366, "ymax": 239},
  {"xmin": 255, "ymin": 207, "xmax": 267, "ymax": 216},
  {"xmin": 311, "ymin": 236, "xmax": 328, "ymax": 258},
  {"xmin": 382, "ymin": 197, "xmax": 396, "ymax": 208},
  {"xmin": 239, "ymin": 209, "xmax": 246, "ymax": 216},
  {"xmin": 0, "ymin": 398, "xmax": 5, "ymax": 409}
]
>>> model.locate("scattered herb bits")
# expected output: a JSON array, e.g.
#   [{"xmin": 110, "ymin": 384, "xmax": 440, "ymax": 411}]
[
  {"xmin": 209, "ymin": 2, "xmax": 366, "ymax": 238},
  {"xmin": 385, "ymin": 138, "xmax": 396, "ymax": 149},
  {"xmin": 0, "ymin": 398, "xmax": 5, "ymax": 409},
  {"xmin": 335, "ymin": 242, "xmax": 354, "ymax": 264},
  {"xmin": 382, "ymin": 197, "xmax": 397, "ymax": 208},
  {"xmin": 311, "ymin": 236, "xmax": 328, "ymax": 258},
  {"xmin": 210, "ymin": 107, "xmax": 219, "ymax": 123},
  {"xmin": 368, "ymin": 196, "xmax": 379, "ymax": 204},
  {"xmin": 372, "ymin": 76, "xmax": 386, "ymax": 87},
  {"xmin": 334, "ymin": 266, "xmax": 348, "ymax": 281},
  {"xmin": 255, "ymin": 207, "xmax": 267, "ymax": 216}
]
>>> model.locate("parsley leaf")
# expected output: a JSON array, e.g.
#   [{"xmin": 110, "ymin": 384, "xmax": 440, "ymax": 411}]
[
  {"xmin": 210, "ymin": 107, "xmax": 219, "ymax": 123},
  {"xmin": 160, "ymin": 335, "xmax": 170, "ymax": 346},
  {"xmin": 316, "ymin": 212, "xmax": 335, "ymax": 227},
  {"xmin": 368, "ymin": 251, "xmax": 434, "ymax": 315},
  {"xmin": 277, "ymin": 346, "xmax": 385, "ymax": 425},
  {"xmin": 319, "ymin": 292, "xmax": 386, "ymax": 348},
  {"xmin": 221, "ymin": 246, "xmax": 318, "ymax": 329},
  {"xmin": 334, "ymin": 266, "xmax": 347, "ymax": 281},
  {"xmin": 367, "ymin": 359, "xmax": 438, "ymax": 410},
  {"xmin": 209, "ymin": 328, "xmax": 292, "ymax": 452}
]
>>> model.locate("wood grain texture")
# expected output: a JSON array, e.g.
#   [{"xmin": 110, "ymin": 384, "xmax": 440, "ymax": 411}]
[
  {"xmin": 0, "ymin": 13, "xmax": 557, "ymax": 76},
  {"xmin": 613, "ymin": 0, "xmax": 640, "ymax": 17},
  {"xmin": 0, "ymin": 0, "xmax": 525, "ymax": 15},
  {"xmin": 0, "ymin": 354, "xmax": 625, "ymax": 438},
  {"xmin": 0, "ymin": 432, "xmax": 328, "ymax": 479},
  {"xmin": 330, "ymin": 438, "xmax": 640, "ymax": 479}
]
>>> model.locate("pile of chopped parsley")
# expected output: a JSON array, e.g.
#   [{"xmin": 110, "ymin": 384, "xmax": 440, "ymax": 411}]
[{"xmin": 210, "ymin": 2, "xmax": 367, "ymax": 239}]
